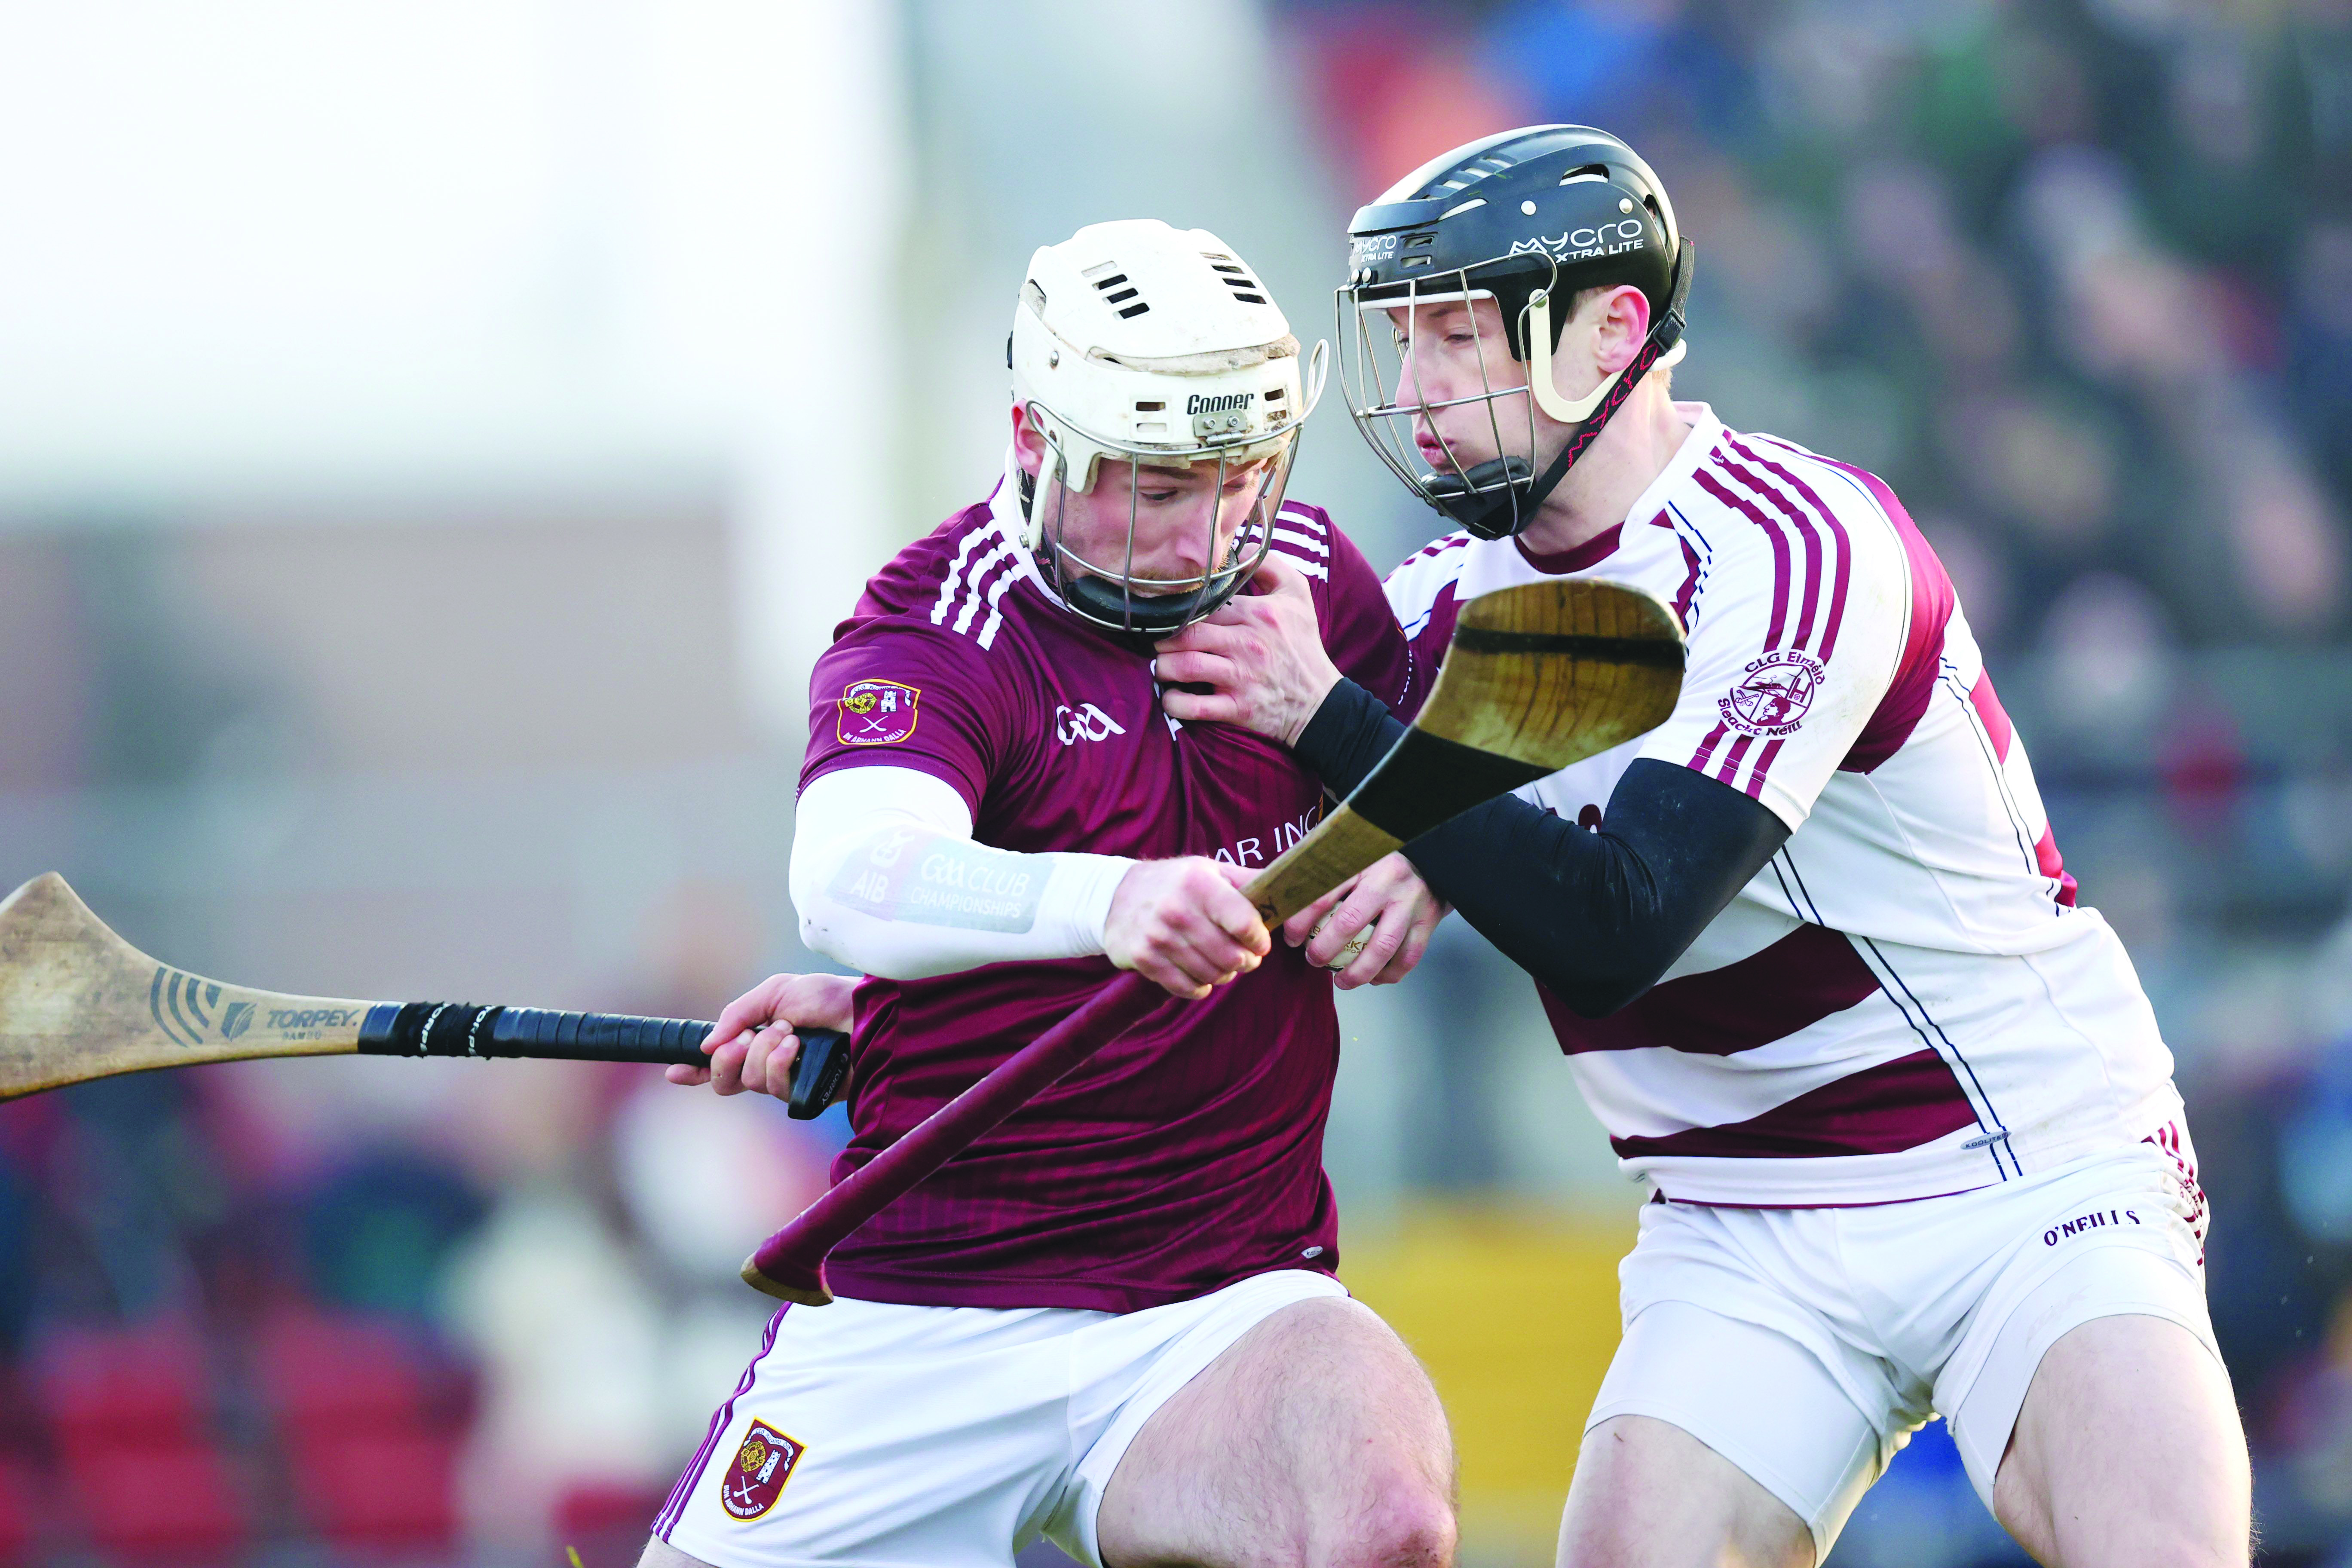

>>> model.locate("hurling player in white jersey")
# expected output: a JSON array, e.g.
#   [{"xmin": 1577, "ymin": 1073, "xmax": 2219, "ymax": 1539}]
[{"xmin": 1158, "ymin": 127, "xmax": 2247, "ymax": 1568}]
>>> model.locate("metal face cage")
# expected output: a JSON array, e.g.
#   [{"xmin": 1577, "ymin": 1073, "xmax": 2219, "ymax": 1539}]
[
  {"xmin": 1335, "ymin": 239, "xmax": 1689, "ymax": 542},
  {"xmin": 1025, "ymin": 409, "xmax": 1292, "ymax": 639},
  {"xmin": 1021, "ymin": 342, "xmax": 1327, "ymax": 639},
  {"xmin": 1335, "ymin": 255, "xmax": 1561, "ymax": 542}
]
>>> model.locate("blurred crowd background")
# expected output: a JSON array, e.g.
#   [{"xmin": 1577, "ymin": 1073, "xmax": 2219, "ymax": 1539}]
[{"xmin": 0, "ymin": 1, "xmax": 2346, "ymax": 1564}]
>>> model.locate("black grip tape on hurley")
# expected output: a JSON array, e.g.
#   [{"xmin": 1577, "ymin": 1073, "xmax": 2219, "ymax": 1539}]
[
  {"xmin": 358, "ymin": 1001, "xmax": 851, "ymax": 1115},
  {"xmin": 358, "ymin": 1002, "xmax": 714, "ymax": 1066}
]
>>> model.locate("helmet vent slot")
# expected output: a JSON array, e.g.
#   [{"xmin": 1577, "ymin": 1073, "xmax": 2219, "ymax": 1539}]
[
  {"xmin": 1560, "ymin": 164, "xmax": 1610, "ymax": 185},
  {"xmin": 1081, "ymin": 264, "xmax": 1151, "ymax": 316},
  {"xmin": 1424, "ymin": 153, "xmax": 1516, "ymax": 199},
  {"xmin": 1210, "ymin": 259, "xmax": 1268, "ymax": 304},
  {"xmin": 1205, "ymin": 254, "xmax": 1270, "ymax": 299},
  {"xmin": 1134, "ymin": 401, "xmax": 1166, "ymax": 411}
]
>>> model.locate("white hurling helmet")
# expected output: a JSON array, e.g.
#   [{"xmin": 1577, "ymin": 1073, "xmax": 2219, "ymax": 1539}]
[{"xmin": 1011, "ymin": 218, "xmax": 1329, "ymax": 638}]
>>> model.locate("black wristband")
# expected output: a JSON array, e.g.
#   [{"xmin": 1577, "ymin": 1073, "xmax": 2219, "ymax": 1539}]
[{"xmin": 1292, "ymin": 678, "xmax": 1409, "ymax": 798}]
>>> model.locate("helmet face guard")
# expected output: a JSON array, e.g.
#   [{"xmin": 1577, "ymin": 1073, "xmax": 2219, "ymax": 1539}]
[
  {"xmin": 1332, "ymin": 124, "xmax": 1692, "ymax": 541},
  {"xmin": 1336, "ymin": 239, "xmax": 1690, "ymax": 542},
  {"xmin": 1023, "ymin": 342, "xmax": 1324, "ymax": 639},
  {"xmin": 1007, "ymin": 219, "xmax": 1328, "ymax": 639}
]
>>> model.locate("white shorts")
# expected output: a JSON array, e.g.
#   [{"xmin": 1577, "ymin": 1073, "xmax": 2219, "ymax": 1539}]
[
  {"xmin": 1588, "ymin": 1121, "xmax": 2217, "ymax": 1564},
  {"xmin": 654, "ymin": 1269, "xmax": 1346, "ymax": 1568}
]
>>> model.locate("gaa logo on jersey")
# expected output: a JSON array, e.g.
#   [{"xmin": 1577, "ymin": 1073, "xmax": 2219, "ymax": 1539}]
[
  {"xmin": 839, "ymin": 679, "xmax": 920, "ymax": 746},
  {"xmin": 1719, "ymin": 650, "xmax": 1825, "ymax": 738},
  {"xmin": 717, "ymin": 1419, "xmax": 805, "ymax": 1521}
]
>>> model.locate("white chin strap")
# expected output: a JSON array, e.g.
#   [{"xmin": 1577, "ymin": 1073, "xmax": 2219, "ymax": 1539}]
[{"xmin": 1524, "ymin": 288, "xmax": 1688, "ymax": 424}]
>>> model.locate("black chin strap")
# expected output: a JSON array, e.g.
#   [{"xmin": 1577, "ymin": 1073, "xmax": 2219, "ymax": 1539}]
[{"xmin": 1429, "ymin": 239, "xmax": 1693, "ymax": 542}]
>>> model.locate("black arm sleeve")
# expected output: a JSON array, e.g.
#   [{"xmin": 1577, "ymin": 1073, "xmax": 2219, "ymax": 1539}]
[{"xmin": 1294, "ymin": 678, "xmax": 1791, "ymax": 1015}]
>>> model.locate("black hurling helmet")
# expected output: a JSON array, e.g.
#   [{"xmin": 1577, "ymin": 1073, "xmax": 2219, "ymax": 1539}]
[{"xmin": 1337, "ymin": 125, "xmax": 1694, "ymax": 540}]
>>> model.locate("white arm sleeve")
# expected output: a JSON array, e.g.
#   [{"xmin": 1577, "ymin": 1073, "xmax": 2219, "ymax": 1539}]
[{"xmin": 788, "ymin": 766, "xmax": 1135, "ymax": 980}]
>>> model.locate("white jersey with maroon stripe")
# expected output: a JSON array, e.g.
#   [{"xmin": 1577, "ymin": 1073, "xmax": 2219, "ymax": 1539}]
[{"xmin": 1385, "ymin": 404, "xmax": 2180, "ymax": 1205}]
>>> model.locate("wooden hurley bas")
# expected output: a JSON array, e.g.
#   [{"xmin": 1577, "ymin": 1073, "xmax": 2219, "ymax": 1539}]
[
  {"xmin": 739, "ymin": 576, "xmax": 1685, "ymax": 1305},
  {"xmin": 0, "ymin": 879, "xmax": 847, "ymax": 1106}
]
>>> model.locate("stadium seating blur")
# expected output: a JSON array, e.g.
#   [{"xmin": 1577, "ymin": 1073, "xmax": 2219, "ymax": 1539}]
[
  {"xmin": 34, "ymin": 1321, "xmax": 248, "ymax": 1563},
  {"xmin": 554, "ymin": 1481, "xmax": 677, "ymax": 1568},
  {"xmin": 257, "ymin": 1307, "xmax": 466, "ymax": 1554},
  {"xmin": 0, "ymin": 1460, "xmax": 34, "ymax": 1568}
]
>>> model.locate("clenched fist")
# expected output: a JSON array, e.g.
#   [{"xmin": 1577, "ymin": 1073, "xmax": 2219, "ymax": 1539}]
[
  {"xmin": 669, "ymin": 970, "xmax": 858, "ymax": 1099},
  {"xmin": 1105, "ymin": 856, "xmax": 1273, "ymax": 1000}
]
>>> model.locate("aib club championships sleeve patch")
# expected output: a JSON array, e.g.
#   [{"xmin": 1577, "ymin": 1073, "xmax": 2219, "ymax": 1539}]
[
  {"xmin": 718, "ymin": 1420, "xmax": 806, "ymax": 1520},
  {"xmin": 838, "ymin": 679, "xmax": 920, "ymax": 746}
]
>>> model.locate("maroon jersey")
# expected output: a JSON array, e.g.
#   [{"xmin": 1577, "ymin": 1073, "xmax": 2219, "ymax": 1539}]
[{"xmin": 798, "ymin": 478, "xmax": 1413, "ymax": 1311}]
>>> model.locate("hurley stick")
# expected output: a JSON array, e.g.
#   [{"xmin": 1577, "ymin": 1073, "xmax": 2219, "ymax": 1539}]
[
  {"xmin": 0, "ymin": 876, "xmax": 847, "ymax": 1112},
  {"xmin": 740, "ymin": 576, "xmax": 1685, "ymax": 1304}
]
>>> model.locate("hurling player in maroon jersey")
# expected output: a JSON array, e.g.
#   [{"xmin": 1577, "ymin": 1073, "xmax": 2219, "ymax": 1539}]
[{"xmin": 641, "ymin": 221, "xmax": 1458, "ymax": 1568}]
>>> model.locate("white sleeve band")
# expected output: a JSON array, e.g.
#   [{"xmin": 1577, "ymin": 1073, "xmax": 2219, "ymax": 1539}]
[{"xmin": 788, "ymin": 766, "xmax": 1134, "ymax": 980}]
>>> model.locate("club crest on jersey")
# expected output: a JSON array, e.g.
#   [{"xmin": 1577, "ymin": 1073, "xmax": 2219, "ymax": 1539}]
[
  {"xmin": 839, "ymin": 680, "xmax": 920, "ymax": 746},
  {"xmin": 1719, "ymin": 651, "xmax": 1824, "ymax": 737},
  {"xmin": 717, "ymin": 1419, "xmax": 805, "ymax": 1521}
]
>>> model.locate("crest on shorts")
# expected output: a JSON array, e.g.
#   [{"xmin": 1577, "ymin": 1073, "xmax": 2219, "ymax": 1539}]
[
  {"xmin": 839, "ymin": 680, "xmax": 920, "ymax": 746},
  {"xmin": 717, "ymin": 1419, "xmax": 805, "ymax": 1521},
  {"xmin": 1718, "ymin": 651, "xmax": 1824, "ymax": 738}
]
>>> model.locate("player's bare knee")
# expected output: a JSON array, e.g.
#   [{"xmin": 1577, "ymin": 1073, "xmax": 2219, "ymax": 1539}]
[
  {"xmin": 637, "ymin": 1538, "xmax": 715, "ymax": 1568},
  {"xmin": 1327, "ymin": 1485, "xmax": 1456, "ymax": 1568}
]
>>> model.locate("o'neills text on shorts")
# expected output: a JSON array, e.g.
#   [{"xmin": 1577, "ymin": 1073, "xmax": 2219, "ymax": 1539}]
[{"xmin": 2043, "ymin": 1208, "xmax": 2141, "ymax": 1246}]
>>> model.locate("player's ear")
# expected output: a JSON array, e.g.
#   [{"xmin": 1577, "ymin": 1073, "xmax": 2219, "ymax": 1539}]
[
  {"xmin": 1591, "ymin": 285, "xmax": 1651, "ymax": 376},
  {"xmin": 1010, "ymin": 403, "xmax": 1045, "ymax": 478}
]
